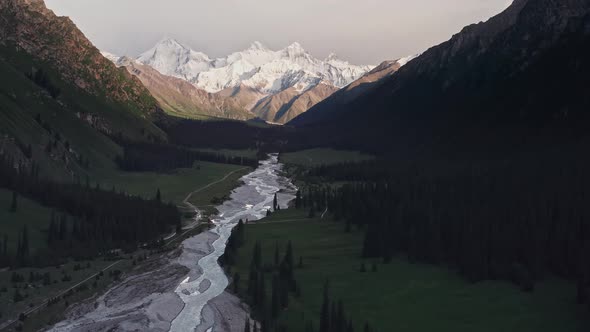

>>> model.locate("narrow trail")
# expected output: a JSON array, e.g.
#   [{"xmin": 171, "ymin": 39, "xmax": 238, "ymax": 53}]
[
  {"xmin": 169, "ymin": 167, "xmax": 250, "ymax": 243},
  {"xmin": 182, "ymin": 167, "xmax": 250, "ymax": 205}
]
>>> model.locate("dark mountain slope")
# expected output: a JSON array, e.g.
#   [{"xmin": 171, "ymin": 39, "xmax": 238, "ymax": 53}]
[
  {"xmin": 289, "ymin": 59, "xmax": 404, "ymax": 125},
  {"xmin": 0, "ymin": 0, "xmax": 166, "ymax": 140},
  {"xmin": 0, "ymin": 0, "xmax": 169, "ymax": 179},
  {"xmin": 290, "ymin": 0, "xmax": 590, "ymax": 155}
]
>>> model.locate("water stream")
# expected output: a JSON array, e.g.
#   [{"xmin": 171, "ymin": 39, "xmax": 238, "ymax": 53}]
[{"xmin": 170, "ymin": 154, "xmax": 296, "ymax": 331}]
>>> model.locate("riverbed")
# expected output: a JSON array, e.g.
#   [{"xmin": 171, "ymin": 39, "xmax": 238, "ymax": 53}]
[{"xmin": 50, "ymin": 154, "xmax": 296, "ymax": 332}]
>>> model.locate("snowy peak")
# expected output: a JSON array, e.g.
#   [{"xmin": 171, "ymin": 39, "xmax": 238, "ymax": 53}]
[
  {"xmin": 325, "ymin": 52, "xmax": 340, "ymax": 62},
  {"xmin": 137, "ymin": 38, "xmax": 213, "ymax": 80},
  {"xmin": 281, "ymin": 42, "xmax": 312, "ymax": 60},
  {"xmin": 285, "ymin": 42, "xmax": 305, "ymax": 53},
  {"xmin": 135, "ymin": 39, "xmax": 375, "ymax": 94},
  {"xmin": 248, "ymin": 41, "xmax": 268, "ymax": 51},
  {"xmin": 155, "ymin": 38, "xmax": 185, "ymax": 50}
]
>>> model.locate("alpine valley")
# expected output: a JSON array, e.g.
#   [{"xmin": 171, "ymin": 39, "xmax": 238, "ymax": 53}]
[{"xmin": 3, "ymin": 1, "xmax": 590, "ymax": 332}]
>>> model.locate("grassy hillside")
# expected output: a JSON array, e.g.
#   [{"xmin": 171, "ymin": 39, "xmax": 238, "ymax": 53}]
[
  {"xmin": 231, "ymin": 209, "xmax": 590, "ymax": 332},
  {"xmin": 0, "ymin": 52, "xmax": 120, "ymax": 179}
]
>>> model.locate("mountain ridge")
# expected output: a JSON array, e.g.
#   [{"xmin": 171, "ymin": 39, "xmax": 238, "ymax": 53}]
[
  {"xmin": 288, "ymin": 0, "xmax": 590, "ymax": 153},
  {"xmin": 135, "ymin": 39, "xmax": 373, "ymax": 94}
]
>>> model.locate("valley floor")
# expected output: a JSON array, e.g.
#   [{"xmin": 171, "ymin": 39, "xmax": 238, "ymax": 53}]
[
  {"xmin": 231, "ymin": 208, "xmax": 590, "ymax": 332},
  {"xmin": 0, "ymin": 158, "xmax": 253, "ymax": 331}
]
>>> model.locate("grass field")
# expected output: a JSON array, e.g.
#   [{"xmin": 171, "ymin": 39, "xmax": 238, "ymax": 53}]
[
  {"xmin": 280, "ymin": 148, "xmax": 373, "ymax": 167},
  {"xmin": 187, "ymin": 167, "xmax": 251, "ymax": 216},
  {"xmin": 232, "ymin": 209, "xmax": 590, "ymax": 332},
  {"xmin": 96, "ymin": 161, "xmax": 249, "ymax": 205}
]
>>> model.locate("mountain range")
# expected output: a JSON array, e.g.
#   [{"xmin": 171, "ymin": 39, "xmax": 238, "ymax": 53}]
[
  {"xmin": 4, "ymin": 0, "xmax": 587, "ymax": 171},
  {"xmin": 105, "ymin": 40, "xmax": 413, "ymax": 124}
]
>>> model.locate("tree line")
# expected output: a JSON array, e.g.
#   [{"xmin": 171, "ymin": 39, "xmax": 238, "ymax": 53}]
[
  {"xmin": 160, "ymin": 118, "xmax": 319, "ymax": 153},
  {"xmin": 225, "ymin": 218, "xmax": 379, "ymax": 332},
  {"xmin": 317, "ymin": 281, "xmax": 377, "ymax": 332},
  {"xmin": 222, "ymin": 219, "xmax": 312, "ymax": 332},
  {"xmin": 0, "ymin": 153, "xmax": 180, "ymax": 268},
  {"xmin": 114, "ymin": 142, "xmax": 259, "ymax": 172},
  {"xmin": 301, "ymin": 154, "xmax": 590, "ymax": 312}
]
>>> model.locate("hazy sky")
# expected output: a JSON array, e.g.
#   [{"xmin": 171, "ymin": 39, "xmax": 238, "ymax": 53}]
[{"xmin": 45, "ymin": 0, "xmax": 512, "ymax": 64}]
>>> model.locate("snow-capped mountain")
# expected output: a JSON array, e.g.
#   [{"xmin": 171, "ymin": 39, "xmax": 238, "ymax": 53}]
[
  {"xmin": 136, "ymin": 39, "xmax": 374, "ymax": 94},
  {"xmin": 137, "ymin": 39, "xmax": 213, "ymax": 82},
  {"xmin": 105, "ymin": 39, "xmax": 414, "ymax": 124}
]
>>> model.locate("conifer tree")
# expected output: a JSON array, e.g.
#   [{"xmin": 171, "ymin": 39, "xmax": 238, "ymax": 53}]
[
  {"xmin": 3, "ymin": 234, "xmax": 6, "ymax": 256},
  {"xmin": 331, "ymin": 302, "xmax": 338, "ymax": 332},
  {"xmin": 280, "ymin": 279, "xmax": 289, "ymax": 308},
  {"xmin": 274, "ymin": 242, "xmax": 280, "ymax": 267},
  {"xmin": 336, "ymin": 300, "xmax": 345, "ymax": 332},
  {"xmin": 320, "ymin": 281, "xmax": 330, "ymax": 332},
  {"xmin": 156, "ymin": 188, "xmax": 162, "ymax": 202},
  {"xmin": 16, "ymin": 225, "xmax": 29, "ymax": 266},
  {"xmin": 48, "ymin": 211, "xmax": 57, "ymax": 245},
  {"xmin": 244, "ymin": 318, "xmax": 251, "ymax": 332},
  {"xmin": 308, "ymin": 206, "xmax": 316, "ymax": 219},
  {"xmin": 248, "ymin": 269, "xmax": 258, "ymax": 303},
  {"xmin": 236, "ymin": 219, "xmax": 245, "ymax": 246},
  {"xmin": 347, "ymin": 319, "xmax": 354, "ymax": 332},
  {"xmin": 257, "ymin": 274, "xmax": 266, "ymax": 308},
  {"xmin": 233, "ymin": 272, "xmax": 241, "ymax": 294},
  {"xmin": 9, "ymin": 191, "xmax": 17, "ymax": 213},
  {"xmin": 252, "ymin": 241, "xmax": 262, "ymax": 270},
  {"xmin": 273, "ymin": 193, "xmax": 278, "ymax": 211},
  {"xmin": 284, "ymin": 241, "xmax": 294, "ymax": 273},
  {"xmin": 271, "ymin": 275, "xmax": 280, "ymax": 318}
]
